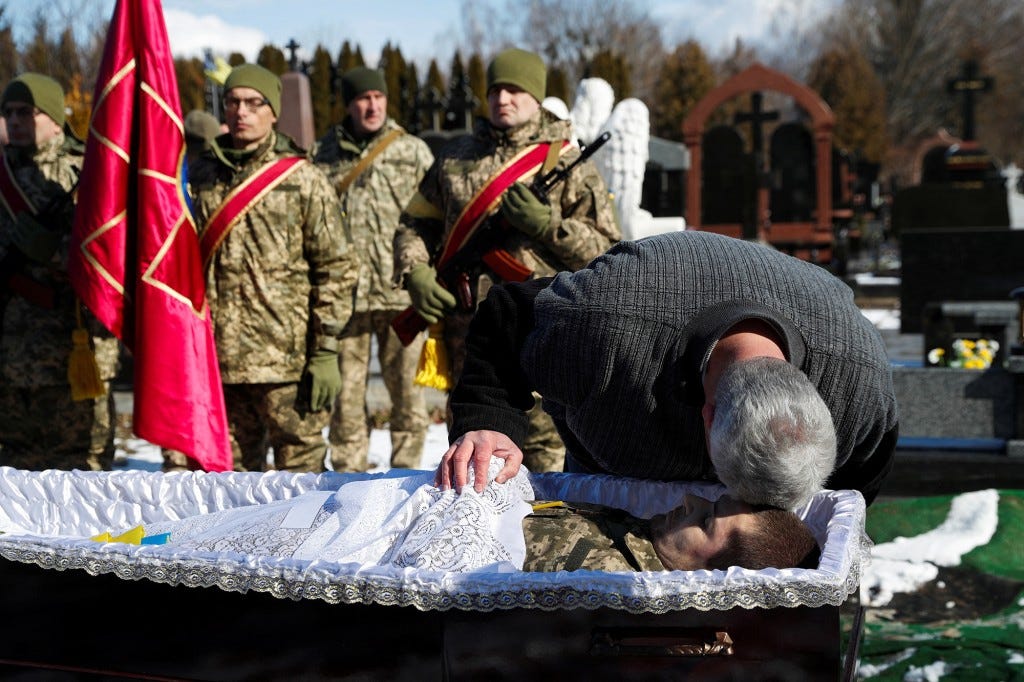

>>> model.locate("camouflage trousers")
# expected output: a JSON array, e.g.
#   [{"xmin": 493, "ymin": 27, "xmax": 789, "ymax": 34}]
[
  {"xmin": 329, "ymin": 310, "xmax": 429, "ymax": 472},
  {"xmin": 0, "ymin": 383, "xmax": 115, "ymax": 471},
  {"xmin": 521, "ymin": 503, "xmax": 664, "ymax": 572},
  {"xmin": 224, "ymin": 382, "xmax": 329, "ymax": 473},
  {"xmin": 444, "ymin": 308, "xmax": 565, "ymax": 473}
]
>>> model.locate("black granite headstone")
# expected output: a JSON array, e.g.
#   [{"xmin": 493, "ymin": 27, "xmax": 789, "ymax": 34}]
[
  {"xmin": 900, "ymin": 228, "xmax": 1024, "ymax": 334},
  {"xmin": 769, "ymin": 122, "xmax": 815, "ymax": 222},
  {"xmin": 701, "ymin": 124, "xmax": 753, "ymax": 226}
]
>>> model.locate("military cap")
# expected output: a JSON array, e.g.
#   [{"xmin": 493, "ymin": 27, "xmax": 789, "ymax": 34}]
[
  {"xmin": 224, "ymin": 64, "xmax": 282, "ymax": 116},
  {"xmin": 1, "ymin": 73, "xmax": 66, "ymax": 127},
  {"xmin": 487, "ymin": 48, "xmax": 546, "ymax": 103}
]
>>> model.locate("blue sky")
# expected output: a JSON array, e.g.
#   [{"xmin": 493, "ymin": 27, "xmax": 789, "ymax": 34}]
[{"xmin": 10, "ymin": 0, "xmax": 835, "ymax": 67}]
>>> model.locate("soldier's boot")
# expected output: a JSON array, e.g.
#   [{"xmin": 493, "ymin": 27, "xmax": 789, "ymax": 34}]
[
  {"xmin": 329, "ymin": 436, "xmax": 370, "ymax": 472},
  {"xmin": 389, "ymin": 429, "xmax": 426, "ymax": 469}
]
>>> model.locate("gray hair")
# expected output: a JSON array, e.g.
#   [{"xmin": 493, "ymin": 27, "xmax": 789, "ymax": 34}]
[{"xmin": 708, "ymin": 357, "xmax": 837, "ymax": 509}]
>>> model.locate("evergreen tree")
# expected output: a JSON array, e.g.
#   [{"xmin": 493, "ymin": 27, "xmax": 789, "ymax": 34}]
[
  {"xmin": 22, "ymin": 15, "xmax": 53, "ymax": 74},
  {"xmin": 546, "ymin": 66, "xmax": 570, "ymax": 106},
  {"xmin": 174, "ymin": 57, "xmax": 208, "ymax": 116},
  {"xmin": 309, "ymin": 44, "xmax": 334, "ymax": 138},
  {"xmin": 378, "ymin": 42, "xmax": 407, "ymax": 124},
  {"xmin": 257, "ymin": 45, "xmax": 287, "ymax": 75},
  {"xmin": 467, "ymin": 53, "xmax": 488, "ymax": 120},
  {"xmin": 337, "ymin": 41, "xmax": 364, "ymax": 73},
  {"xmin": 651, "ymin": 41, "xmax": 716, "ymax": 142},
  {"xmin": 402, "ymin": 61, "xmax": 420, "ymax": 131},
  {"xmin": 0, "ymin": 7, "xmax": 19, "ymax": 87},
  {"xmin": 589, "ymin": 49, "xmax": 630, "ymax": 99},
  {"xmin": 228, "ymin": 53, "xmax": 246, "ymax": 67},
  {"xmin": 807, "ymin": 46, "xmax": 888, "ymax": 164},
  {"xmin": 52, "ymin": 25, "xmax": 80, "ymax": 89}
]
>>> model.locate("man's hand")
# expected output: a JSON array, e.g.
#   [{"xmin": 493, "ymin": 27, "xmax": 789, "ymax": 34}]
[
  {"xmin": 435, "ymin": 429, "xmax": 524, "ymax": 493},
  {"xmin": 405, "ymin": 264, "xmax": 456, "ymax": 324},
  {"xmin": 10, "ymin": 212, "xmax": 60, "ymax": 264},
  {"xmin": 302, "ymin": 349, "xmax": 342, "ymax": 411},
  {"xmin": 500, "ymin": 183, "xmax": 552, "ymax": 239}
]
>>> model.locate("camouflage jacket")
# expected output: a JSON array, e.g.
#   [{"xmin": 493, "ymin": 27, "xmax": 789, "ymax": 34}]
[
  {"xmin": 0, "ymin": 133, "xmax": 120, "ymax": 388},
  {"xmin": 521, "ymin": 502, "xmax": 665, "ymax": 572},
  {"xmin": 394, "ymin": 109, "xmax": 620, "ymax": 303},
  {"xmin": 314, "ymin": 118, "xmax": 433, "ymax": 313},
  {"xmin": 189, "ymin": 131, "xmax": 358, "ymax": 383}
]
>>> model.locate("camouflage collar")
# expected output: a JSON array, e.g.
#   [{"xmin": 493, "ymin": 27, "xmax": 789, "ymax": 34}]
[
  {"xmin": 334, "ymin": 117, "xmax": 401, "ymax": 155},
  {"xmin": 478, "ymin": 108, "xmax": 571, "ymax": 148}
]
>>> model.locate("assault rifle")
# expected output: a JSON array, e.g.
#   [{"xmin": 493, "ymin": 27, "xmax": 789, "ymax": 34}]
[{"xmin": 391, "ymin": 131, "xmax": 612, "ymax": 346}]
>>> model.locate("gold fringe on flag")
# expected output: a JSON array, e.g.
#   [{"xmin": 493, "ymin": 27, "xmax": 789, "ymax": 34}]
[
  {"xmin": 414, "ymin": 321, "xmax": 452, "ymax": 391},
  {"xmin": 68, "ymin": 300, "xmax": 106, "ymax": 401}
]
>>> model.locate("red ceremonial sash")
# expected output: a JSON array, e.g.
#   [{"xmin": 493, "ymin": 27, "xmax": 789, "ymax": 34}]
[
  {"xmin": 0, "ymin": 154, "xmax": 37, "ymax": 219},
  {"xmin": 199, "ymin": 156, "xmax": 306, "ymax": 267},
  {"xmin": 435, "ymin": 140, "xmax": 570, "ymax": 270}
]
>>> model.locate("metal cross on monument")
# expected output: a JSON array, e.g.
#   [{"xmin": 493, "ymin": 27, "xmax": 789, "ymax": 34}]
[
  {"xmin": 946, "ymin": 59, "xmax": 993, "ymax": 142},
  {"xmin": 285, "ymin": 38, "xmax": 301, "ymax": 72},
  {"xmin": 733, "ymin": 91, "xmax": 780, "ymax": 240}
]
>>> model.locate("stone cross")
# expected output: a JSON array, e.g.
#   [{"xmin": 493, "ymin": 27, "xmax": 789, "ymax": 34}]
[
  {"xmin": 419, "ymin": 87, "xmax": 447, "ymax": 132},
  {"xmin": 946, "ymin": 59, "xmax": 993, "ymax": 142}
]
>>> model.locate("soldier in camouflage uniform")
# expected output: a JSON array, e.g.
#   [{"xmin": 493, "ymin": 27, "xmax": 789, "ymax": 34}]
[
  {"xmin": 0, "ymin": 73, "xmax": 120, "ymax": 470},
  {"xmin": 314, "ymin": 67, "xmax": 434, "ymax": 472},
  {"xmin": 395, "ymin": 48, "xmax": 620, "ymax": 473},
  {"xmin": 522, "ymin": 494, "xmax": 820, "ymax": 572},
  {"xmin": 187, "ymin": 65, "xmax": 357, "ymax": 473}
]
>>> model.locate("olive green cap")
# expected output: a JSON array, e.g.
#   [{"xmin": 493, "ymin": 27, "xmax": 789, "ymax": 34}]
[
  {"xmin": 341, "ymin": 67, "xmax": 388, "ymax": 105},
  {"xmin": 223, "ymin": 64, "xmax": 281, "ymax": 116},
  {"xmin": 487, "ymin": 48, "xmax": 546, "ymax": 103},
  {"xmin": 2, "ymin": 73, "xmax": 65, "ymax": 127}
]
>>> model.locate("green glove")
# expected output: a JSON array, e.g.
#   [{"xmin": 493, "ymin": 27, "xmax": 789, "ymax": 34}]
[
  {"xmin": 405, "ymin": 264, "xmax": 456, "ymax": 324},
  {"xmin": 303, "ymin": 350, "xmax": 342, "ymax": 412},
  {"xmin": 500, "ymin": 182, "xmax": 552, "ymax": 239},
  {"xmin": 10, "ymin": 212, "xmax": 60, "ymax": 264}
]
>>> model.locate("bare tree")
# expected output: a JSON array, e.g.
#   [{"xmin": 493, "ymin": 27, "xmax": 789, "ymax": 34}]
[{"xmin": 458, "ymin": 0, "xmax": 664, "ymax": 105}]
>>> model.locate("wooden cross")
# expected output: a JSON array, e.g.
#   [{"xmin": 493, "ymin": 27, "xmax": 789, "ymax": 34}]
[{"xmin": 946, "ymin": 59, "xmax": 993, "ymax": 142}]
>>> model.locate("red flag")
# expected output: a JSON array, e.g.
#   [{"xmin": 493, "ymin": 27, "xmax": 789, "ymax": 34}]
[{"xmin": 69, "ymin": 0, "xmax": 232, "ymax": 471}]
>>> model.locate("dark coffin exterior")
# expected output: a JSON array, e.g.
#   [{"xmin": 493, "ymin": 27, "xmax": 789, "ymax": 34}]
[{"xmin": 0, "ymin": 558, "xmax": 845, "ymax": 681}]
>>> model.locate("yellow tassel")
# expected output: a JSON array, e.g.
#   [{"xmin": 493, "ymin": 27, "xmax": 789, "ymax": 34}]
[
  {"xmin": 414, "ymin": 322, "xmax": 452, "ymax": 391},
  {"xmin": 68, "ymin": 302, "xmax": 106, "ymax": 401}
]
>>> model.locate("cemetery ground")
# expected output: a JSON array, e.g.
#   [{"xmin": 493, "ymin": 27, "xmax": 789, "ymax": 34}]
[{"xmin": 107, "ymin": 240, "xmax": 1024, "ymax": 680}]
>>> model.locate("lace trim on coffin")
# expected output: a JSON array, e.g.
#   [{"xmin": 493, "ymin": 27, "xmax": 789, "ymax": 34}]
[{"xmin": 0, "ymin": 539, "xmax": 861, "ymax": 614}]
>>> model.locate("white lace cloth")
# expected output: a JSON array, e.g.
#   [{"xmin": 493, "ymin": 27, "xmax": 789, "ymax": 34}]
[{"xmin": 0, "ymin": 466, "xmax": 868, "ymax": 613}]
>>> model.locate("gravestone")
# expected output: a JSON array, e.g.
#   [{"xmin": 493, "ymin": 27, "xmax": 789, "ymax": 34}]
[
  {"xmin": 899, "ymin": 228, "xmax": 1024, "ymax": 335},
  {"xmin": 701, "ymin": 125, "xmax": 752, "ymax": 226},
  {"xmin": 642, "ymin": 137, "xmax": 688, "ymax": 218},
  {"xmin": 769, "ymin": 122, "xmax": 815, "ymax": 222}
]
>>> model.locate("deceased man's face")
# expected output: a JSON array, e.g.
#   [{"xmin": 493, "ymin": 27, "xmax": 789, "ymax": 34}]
[{"xmin": 649, "ymin": 494, "xmax": 756, "ymax": 570}]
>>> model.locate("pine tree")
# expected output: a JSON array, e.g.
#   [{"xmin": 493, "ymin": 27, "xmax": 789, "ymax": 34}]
[
  {"xmin": 589, "ymin": 49, "xmax": 630, "ymax": 100},
  {"xmin": 336, "ymin": 41, "xmax": 362, "ymax": 73},
  {"xmin": 0, "ymin": 7, "xmax": 18, "ymax": 87},
  {"xmin": 378, "ymin": 42, "xmax": 407, "ymax": 124},
  {"xmin": 309, "ymin": 44, "xmax": 334, "ymax": 138},
  {"xmin": 174, "ymin": 57, "xmax": 208, "ymax": 117},
  {"xmin": 22, "ymin": 15, "xmax": 52, "ymax": 74},
  {"xmin": 257, "ymin": 45, "xmax": 287, "ymax": 75},
  {"xmin": 546, "ymin": 66, "xmax": 570, "ymax": 106},
  {"xmin": 467, "ymin": 53, "xmax": 488, "ymax": 120},
  {"xmin": 651, "ymin": 41, "xmax": 716, "ymax": 142},
  {"xmin": 52, "ymin": 26, "xmax": 80, "ymax": 89},
  {"xmin": 807, "ymin": 46, "xmax": 888, "ymax": 165}
]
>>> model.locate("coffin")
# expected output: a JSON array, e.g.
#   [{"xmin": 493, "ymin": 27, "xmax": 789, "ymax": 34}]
[{"xmin": 0, "ymin": 467, "xmax": 867, "ymax": 680}]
